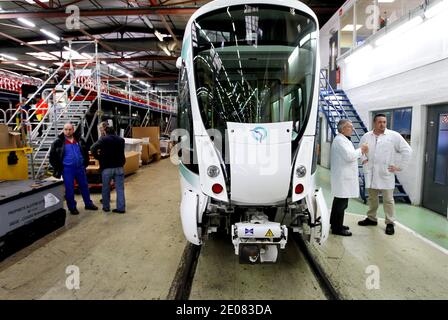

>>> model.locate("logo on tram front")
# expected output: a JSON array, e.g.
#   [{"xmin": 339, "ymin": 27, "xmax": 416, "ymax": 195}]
[{"xmin": 250, "ymin": 127, "xmax": 268, "ymax": 143}]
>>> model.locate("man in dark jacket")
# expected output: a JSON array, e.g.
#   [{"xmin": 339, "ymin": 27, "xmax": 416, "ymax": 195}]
[
  {"xmin": 91, "ymin": 124, "xmax": 126, "ymax": 214},
  {"xmin": 49, "ymin": 123, "xmax": 98, "ymax": 215}
]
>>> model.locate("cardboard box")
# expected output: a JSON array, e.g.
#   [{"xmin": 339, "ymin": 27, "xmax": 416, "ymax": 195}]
[
  {"xmin": 123, "ymin": 151, "xmax": 140, "ymax": 175},
  {"xmin": 132, "ymin": 127, "xmax": 160, "ymax": 154},
  {"xmin": 0, "ymin": 124, "xmax": 20, "ymax": 149},
  {"xmin": 141, "ymin": 142, "xmax": 161, "ymax": 164}
]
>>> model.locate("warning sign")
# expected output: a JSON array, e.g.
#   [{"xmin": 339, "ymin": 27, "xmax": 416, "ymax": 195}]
[{"xmin": 265, "ymin": 229, "xmax": 274, "ymax": 237}]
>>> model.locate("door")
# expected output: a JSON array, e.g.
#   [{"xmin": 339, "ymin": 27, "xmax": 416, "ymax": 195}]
[
  {"xmin": 328, "ymin": 31, "xmax": 338, "ymax": 88},
  {"xmin": 423, "ymin": 105, "xmax": 448, "ymax": 216}
]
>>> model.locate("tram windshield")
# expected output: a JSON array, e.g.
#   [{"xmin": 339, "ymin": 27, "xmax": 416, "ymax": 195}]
[{"xmin": 193, "ymin": 4, "xmax": 317, "ymax": 133}]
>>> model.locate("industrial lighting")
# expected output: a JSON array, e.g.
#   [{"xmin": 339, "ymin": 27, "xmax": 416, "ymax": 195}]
[
  {"xmin": 378, "ymin": 0, "xmax": 395, "ymax": 3},
  {"xmin": 425, "ymin": 0, "xmax": 448, "ymax": 19},
  {"xmin": 109, "ymin": 65, "xmax": 117, "ymax": 70},
  {"xmin": 40, "ymin": 29, "xmax": 60, "ymax": 41},
  {"xmin": 28, "ymin": 62, "xmax": 37, "ymax": 67},
  {"xmin": 81, "ymin": 53, "xmax": 93, "ymax": 59},
  {"xmin": 63, "ymin": 46, "xmax": 79, "ymax": 55},
  {"xmin": 15, "ymin": 63, "xmax": 49, "ymax": 74},
  {"xmin": 101, "ymin": 61, "xmax": 106, "ymax": 65},
  {"xmin": 162, "ymin": 46, "xmax": 171, "ymax": 56},
  {"xmin": 375, "ymin": 16, "xmax": 423, "ymax": 46},
  {"xmin": 154, "ymin": 30, "xmax": 164, "ymax": 42},
  {"xmin": 0, "ymin": 53, "xmax": 18, "ymax": 61},
  {"xmin": 125, "ymin": 73, "xmax": 133, "ymax": 78},
  {"xmin": 341, "ymin": 24, "xmax": 363, "ymax": 32},
  {"xmin": 25, "ymin": 0, "xmax": 49, "ymax": 3},
  {"xmin": 17, "ymin": 18, "xmax": 36, "ymax": 28},
  {"xmin": 39, "ymin": 65, "xmax": 47, "ymax": 70}
]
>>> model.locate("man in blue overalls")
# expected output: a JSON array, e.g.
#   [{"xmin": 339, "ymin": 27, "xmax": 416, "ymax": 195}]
[{"xmin": 50, "ymin": 123, "xmax": 98, "ymax": 215}]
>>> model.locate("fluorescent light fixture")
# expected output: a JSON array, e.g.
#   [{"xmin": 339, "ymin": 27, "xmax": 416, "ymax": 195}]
[
  {"xmin": 15, "ymin": 63, "xmax": 48, "ymax": 74},
  {"xmin": 425, "ymin": 0, "xmax": 448, "ymax": 19},
  {"xmin": 154, "ymin": 30, "xmax": 164, "ymax": 42},
  {"xmin": 341, "ymin": 24, "xmax": 363, "ymax": 32},
  {"xmin": 28, "ymin": 62, "xmax": 37, "ymax": 67},
  {"xmin": 101, "ymin": 61, "xmax": 106, "ymax": 65},
  {"xmin": 26, "ymin": 0, "xmax": 48, "ymax": 3},
  {"xmin": 0, "ymin": 53, "xmax": 18, "ymax": 61},
  {"xmin": 27, "ymin": 40, "xmax": 55, "ymax": 45},
  {"xmin": 117, "ymin": 69, "xmax": 126, "ymax": 75},
  {"xmin": 109, "ymin": 65, "xmax": 117, "ymax": 70},
  {"xmin": 17, "ymin": 18, "xmax": 35, "ymax": 28},
  {"xmin": 162, "ymin": 46, "xmax": 171, "ymax": 56},
  {"xmin": 344, "ymin": 45, "xmax": 373, "ymax": 64},
  {"xmin": 39, "ymin": 66, "xmax": 47, "ymax": 70},
  {"xmin": 40, "ymin": 29, "xmax": 60, "ymax": 41},
  {"xmin": 125, "ymin": 73, "xmax": 133, "ymax": 78},
  {"xmin": 26, "ymin": 52, "xmax": 56, "ymax": 61},
  {"xmin": 375, "ymin": 16, "xmax": 423, "ymax": 46},
  {"xmin": 81, "ymin": 53, "xmax": 93, "ymax": 59},
  {"xmin": 378, "ymin": 0, "xmax": 395, "ymax": 3}
]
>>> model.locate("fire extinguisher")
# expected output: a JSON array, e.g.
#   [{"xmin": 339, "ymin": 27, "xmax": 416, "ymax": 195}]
[{"xmin": 336, "ymin": 67, "xmax": 340, "ymax": 85}]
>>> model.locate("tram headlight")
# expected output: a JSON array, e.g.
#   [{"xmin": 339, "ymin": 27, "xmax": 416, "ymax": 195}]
[
  {"xmin": 207, "ymin": 165, "xmax": 220, "ymax": 178},
  {"xmin": 295, "ymin": 165, "xmax": 306, "ymax": 178}
]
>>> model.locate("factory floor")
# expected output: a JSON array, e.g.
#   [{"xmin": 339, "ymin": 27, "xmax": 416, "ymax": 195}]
[
  {"xmin": 0, "ymin": 162, "xmax": 446, "ymax": 299},
  {"xmin": 0, "ymin": 159, "xmax": 186, "ymax": 299}
]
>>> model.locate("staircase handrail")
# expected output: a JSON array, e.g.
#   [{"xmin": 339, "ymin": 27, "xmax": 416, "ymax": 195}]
[{"xmin": 6, "ymin": 58, "xmax": 70, "ymax": 125}]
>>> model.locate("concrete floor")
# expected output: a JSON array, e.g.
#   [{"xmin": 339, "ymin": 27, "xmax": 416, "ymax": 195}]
[
  {"xmin": 316, "ymin": 166, "xmax": 448, "ymax": 250},
  {"xmin": 190, "ymin": 235, "xmax": 326, "ymax": 300},
  {"xmin": 308, "ymin": 214, "xmax": 448, "ymax": 299},
  {"xmin": 0, "ymin": 162, "xmax": 447, "ymax": 300},
  {"xmin": 0, "ymin": 159, "xmax": 186, "ymax": 299}
]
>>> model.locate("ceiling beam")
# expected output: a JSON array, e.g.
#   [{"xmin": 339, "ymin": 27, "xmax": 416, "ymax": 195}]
[
  {"xmin": 0, "ymin": 55, "xmax": 176, "ymax": 65},
  {"xmin": 0, "ymin": 6, "xmax": 198, "ymax": 20}
]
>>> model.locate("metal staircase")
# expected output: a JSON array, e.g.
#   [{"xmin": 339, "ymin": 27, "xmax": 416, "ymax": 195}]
[
  {"xmin": 6, "ymin": 45, "xmax": 100, "ymax": 179},
  {"xmin": 319, "ymin": 71, "xmax": 411, "ymax": 204}
]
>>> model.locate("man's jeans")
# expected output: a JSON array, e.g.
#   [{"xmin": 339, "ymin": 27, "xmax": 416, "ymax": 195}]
[{"xmin": 102, "ymin": 167, "xmax": 125, "ymax": 211}]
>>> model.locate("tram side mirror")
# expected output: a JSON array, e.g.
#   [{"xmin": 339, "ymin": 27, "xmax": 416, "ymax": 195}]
[{"xmin": 176, "ymin": 57, "xmax": 183, "ymax": 69}]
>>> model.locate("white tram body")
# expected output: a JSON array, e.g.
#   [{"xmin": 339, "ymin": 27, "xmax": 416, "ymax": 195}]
[{"xmin": 174, "ymin": 0, "xmax": 330, "ymax": 263}]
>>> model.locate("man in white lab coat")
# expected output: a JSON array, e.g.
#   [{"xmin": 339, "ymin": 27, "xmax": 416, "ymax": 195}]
[
  {"xmin": 330, "ymin": 119, "xmax": 368, "ymax": 236},
  {"xmin": 358, "ymin": 114, "xmax": 412, "ymax": 235}
]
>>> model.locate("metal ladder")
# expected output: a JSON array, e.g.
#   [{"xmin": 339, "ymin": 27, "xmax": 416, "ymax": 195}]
[{"xmin": 319, "ymin": 71, "xmax": 411, "ymax": 204}]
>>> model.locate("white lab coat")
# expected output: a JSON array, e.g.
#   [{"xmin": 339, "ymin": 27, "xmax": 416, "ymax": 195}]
[
  {"xmin": 330, "ymin": 133, "xmax": 362, "ymax": 198},
  {"xmin": 360, "ymin": 129, "xmax": 412, "ymax": 190}
]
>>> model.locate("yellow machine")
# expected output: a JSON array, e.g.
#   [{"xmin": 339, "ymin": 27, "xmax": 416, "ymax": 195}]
[{"xmin": 0, "ymin": 147, "xmax": 32, "ymax": 180}]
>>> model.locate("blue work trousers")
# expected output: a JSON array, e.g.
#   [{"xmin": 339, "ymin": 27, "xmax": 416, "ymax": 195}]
[
  {"xmin": 62, "ymin": 165, "xmax": 93, "ymax": 210},
  {"xmin": 101, "ymin": 167, "xmax": 125, "ymax": 211}
]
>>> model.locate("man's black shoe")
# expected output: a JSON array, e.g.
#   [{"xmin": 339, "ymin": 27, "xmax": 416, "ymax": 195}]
[
  {"xmin": 332, "ymin": 229, "xmax": 352, "ymax": 236},
  {"xmin": 343, "ymin": 225, "xmax": 350, "ymax": 230},
  {"xmin": 358, "ymin": 218, "xmax": 378, "ymax": 226},
  {"xmin": 85, "ymin": 204, "xmax": 98, "ymax": 211},
  {"xmin": 69, "ymin": 208, "xmax": 79, "ymax": 215},
  {"xmin": 112, "ymin": 209, "xmax": 125, "ymax": 214},
  {"xmin": 103, "ymin": 208, "xmax": 110, "ymax": 213},
  {"xmin": 386, "ymin": 224, "xmax": 395, "ymax": 235}
]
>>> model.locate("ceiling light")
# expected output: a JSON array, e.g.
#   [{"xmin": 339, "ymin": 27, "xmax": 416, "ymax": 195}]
[
  {"xmin": 0, "ymin": 53, "xmax": 18, "ymax": 61},
  {"xmin": 154, "ymin": 30, "xmax": 164, "ymax": 42},
  {"xmin": 26, "ymin": 0, "xmax": 49, "ymax": 3},
  {"xmin": 378, "ymin": 0, "xmax": 395, "ymax": 3},
  {"xmin": 125, "ymin": 73, "xmax": 133, "ymax": 78},
  {"xmin": 82, "ymin": 53, "xmax": 93, "ymax": 59},
  {"xmin": 40, "ymin": 29, "xmax": 60, "ymax": 41},
  {"xmin": 101, "ymin": 61, "xmax": 106, "ymax": 65},
  {"xmin": 28, "ymin": 62, "xmax": 37, "ymax": 67},
  {"xmin": 63, "ymin": 46, "xmax": 79, "ymax": 55},
  {"xmin": 15, "ymin": 63, "xmax": 48, "ymax": 74},
  {"xmin": 162, "ymin": 46, "xmax": 171, "ymax": 56},
  {"xmin": 341, "ymin": 24, "xmax": 363, "ymax": 32},
  {"xmin": 17, "ymin": 18, "xmax": 36, "ymax": 28},
  {"xmin": 27, "ymin": 40, "xmax": 55, "ymax": 45}
]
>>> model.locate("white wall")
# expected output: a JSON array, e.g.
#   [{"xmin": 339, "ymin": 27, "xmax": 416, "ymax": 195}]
[
  {"xmin": 339, "ymin": 8, "xmax": 448, "ymax": 205},
  {"xmin": 319, "ymin": 2, "xmax": 448, "ymax": 205}
]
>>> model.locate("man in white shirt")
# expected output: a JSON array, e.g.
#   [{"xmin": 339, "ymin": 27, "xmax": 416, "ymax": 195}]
[
  {"xmin": 330, "ymin": 119, "xmax": 368, "ymax": 236},
  {"xmin": 358, "ymin": 114, "xmax": 412, "ymax": 235}
]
